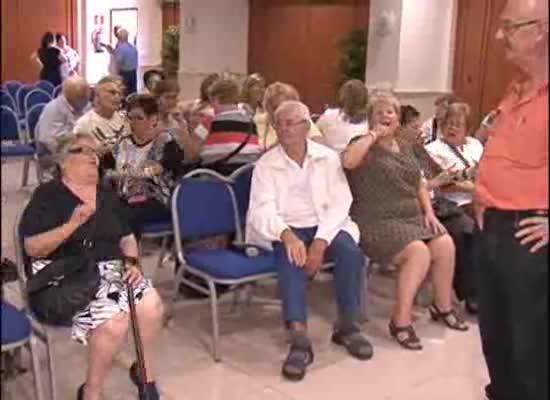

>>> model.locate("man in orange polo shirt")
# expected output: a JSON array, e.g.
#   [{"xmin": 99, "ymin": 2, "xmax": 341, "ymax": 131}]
[{"xmin": 473, "ymin": 1, "xmax": 548, "ymax": 399}]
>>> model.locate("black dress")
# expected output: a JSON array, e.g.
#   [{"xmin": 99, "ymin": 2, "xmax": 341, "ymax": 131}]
[
  {"xmin": 19, "ymin": 179, "xmax": 153, "ymax": 344},
  {"xmin": 38, "ymin": 47, "xmax": 62, "ymax": 87}
]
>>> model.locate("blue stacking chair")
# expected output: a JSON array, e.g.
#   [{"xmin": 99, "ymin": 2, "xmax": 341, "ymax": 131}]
[
  {"xmin": 139, "ymin": 218, "xmax": 174, "ymax": 284},
  {"xmin": 1, "ymin": 301, "xmax": 47, "ymax": 400},
  {"xmin": 169, "ymin": 175, "xmax": 277, "ymax": 361},
  {"xmin": 1, "ymin": 106, "xmax": 37, "ymax": 187},
  {"xmin": 23, "ymin": 89, "xmax": 51, "ymax": 121},
  {"xmin": 15, "ymin": 85, "xmax": 33, "ymax": 119},
  {"xmin": 53, "ymin": 84, "xmax": 62, "ymax": 98},
  {"xmin": 34, "ymin": 80, "xmax": 55, "ymax": 96},
  {"xmin": 26, "ymin": 103, "xmax": 47, "ymax": 183},
  {"xmin": 2, "ymin": 81, "xmax": 22, "ymax": 106},
  {"xmin": 0, "ymin": 90, "xmax": 17, "ymax": 112},
  {"xmin": 12, "ymin": 214, "xmax": 57, "ymax": 400}
]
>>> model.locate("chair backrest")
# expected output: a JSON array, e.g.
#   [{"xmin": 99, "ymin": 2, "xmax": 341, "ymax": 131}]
[
  {"xmin": 16, "ymin": 85, "xmax": 33, "ymax": 116},
  {"xmin": 3, "ymin": 81, "xmax": 22, "ymax": 103},
  {"xmin": 13, "ymin": 212, "xmax": 30, "ymax": 306},
  {"xmin": 228, "ymin": 163, "xmax": 254, "ymax": 228},
  {"xmin": 35, "ymin": 80, "xmax": 55, "ymax": 95},
  {"xmin": 53, "ymin": 84, "xmax": 62, "ymax": 98},
  {"xmin": 171, "ymin": 177, "xmax": 239, "ymax": 248},
  {"xmin": 1, "ymin": 105, "xmax": 22, "ymax": 141},
  {"xmin": 26, "ymin": 103, "xmax": 46, "ymax": 141},
  {"xmin": 24, "ymin": 89, "xmax": 51, "ymax": 118},
  {"xmin": 0, "ymin": 90, "xmax": 16, "ymax": 111}
]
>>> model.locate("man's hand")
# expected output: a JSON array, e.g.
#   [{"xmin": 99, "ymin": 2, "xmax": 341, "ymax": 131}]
[
  {"xmin": 281, "ymin": 229, "xmax": 307, "ymax": 267},
  {"xmin": 515, "ymin": 216, "xmax": 548, "ymax": 253},
  {"xmin": 304, "ymin": 239, "xmax": 328, "ymax": 276}
]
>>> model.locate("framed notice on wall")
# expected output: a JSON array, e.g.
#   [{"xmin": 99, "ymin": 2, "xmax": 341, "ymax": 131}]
[{"xmin": 110, "ymin": 8, "xmax": 138, "ymax": 46}]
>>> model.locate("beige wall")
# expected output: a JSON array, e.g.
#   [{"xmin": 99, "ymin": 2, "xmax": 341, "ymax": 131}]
[
  {"xmin": 178, "ymin": 0, "xmax": 249, "ymax": 100},
  {"xmin": 80, "ymin": 0, "xmax": 162, "ymax": 87}
]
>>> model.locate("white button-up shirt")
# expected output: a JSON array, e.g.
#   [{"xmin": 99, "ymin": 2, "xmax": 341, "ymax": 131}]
[{"xmin": 246, "ymin": 140, "xmax": 360, "ymax": 249}]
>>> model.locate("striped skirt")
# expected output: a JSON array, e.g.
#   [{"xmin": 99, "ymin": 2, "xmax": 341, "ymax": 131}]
[{"xmin": 31, "ymin": 259, "xmax": 152, "ymax": 345}]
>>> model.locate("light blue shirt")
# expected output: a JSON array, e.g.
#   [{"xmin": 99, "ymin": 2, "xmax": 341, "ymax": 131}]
[
  {"xmin": 36, "ymin": 95, "xmax": 90, "ymax": 152},
  {"xmin": 114, "ymin": 42, "xmax": 138, "ymax": 71}
]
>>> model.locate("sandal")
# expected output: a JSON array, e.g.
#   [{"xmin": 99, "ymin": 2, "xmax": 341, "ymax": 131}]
[
  {"xmin": 281, "ymin": 337, "xmax": 314, "ymax": 382},
  {"xmin": 331, "ymin": 330, "xmax": 374, "ymax": 360},
  {"xmin": 389, "ymin": 320, "xmax": 423, "ymax": 351},
  {"xmin": 429, "ymin": 304, "xmax": 469, "ymax": 331}
]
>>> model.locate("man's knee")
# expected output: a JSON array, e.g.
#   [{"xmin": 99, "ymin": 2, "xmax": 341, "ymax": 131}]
[{"xmin": 329, "ymin": 231, "xmax": 363, "ymax": 266}]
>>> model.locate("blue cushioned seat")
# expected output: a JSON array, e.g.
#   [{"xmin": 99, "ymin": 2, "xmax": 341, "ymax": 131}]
[
  {"xmin": 1, "ymin": 143, "xmax": 35, "ymax": 157},
  {"xmin": 1, "ymin": 301, "xmax": 31, "ymax": 346},
  {"xmin": 185, "ymin": 248, "xmax": 276, "ymax": 279}
]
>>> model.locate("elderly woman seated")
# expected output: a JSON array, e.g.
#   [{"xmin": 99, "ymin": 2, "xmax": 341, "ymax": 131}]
[
  {"xmin": 261, "ymin": 82, "xmax": 325, "ymax": 149},
  {"xmin": 316, "ymin": 79, "xmax": 370, "ymax": 153},
  {"xmin": 20, "ymin": 133, "xmax": 164, "ymax": 400},
  {"xmin": 247, "ymin": 100, "xmax": 373, "ymax": 382},
  {"xmin": 105, "ymin": 94, "xmax": 185, "ymax": 237},
  {"xmin": 343, "ymin": 93, "xmax": 468, "ymax": 351},
  {"xmin": 425, "ymin": 103, "xmax": 484, "ymax": 313}
]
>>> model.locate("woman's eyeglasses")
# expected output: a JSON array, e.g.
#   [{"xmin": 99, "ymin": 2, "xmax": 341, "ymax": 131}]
[{"xmin": 68, "ymin": 146, "xmax": 98, "ymax": 156}]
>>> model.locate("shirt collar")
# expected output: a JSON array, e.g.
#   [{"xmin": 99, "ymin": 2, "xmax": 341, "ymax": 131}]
[{"xmin": 270, "ymin": 140, "xmax": 329, "ymax": 169}]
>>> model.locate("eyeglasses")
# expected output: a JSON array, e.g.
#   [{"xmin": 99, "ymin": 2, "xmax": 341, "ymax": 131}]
[
  {"xmin": 499, "ymin": 19, "xmax": 543, "ymax": 36},
  {"xmin": 128, "ymin": 114, "xmax": 146, "ymax": 121},
  {"xmin": 274, "ymin": 119, "xmax": 308, "ymax": 129},
  {"xmin": 67, "ymin": 146, "xmax": 98, "ymax": 156}
]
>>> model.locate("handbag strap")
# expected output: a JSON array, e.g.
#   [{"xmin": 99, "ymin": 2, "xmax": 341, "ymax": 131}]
[
  {"xmin": 443, "ymin": 141, "xmax": 472, "ymax": 168},
  {"xmin": 202, "ymin": 117, "xmax": 255, "ymax": 168}
]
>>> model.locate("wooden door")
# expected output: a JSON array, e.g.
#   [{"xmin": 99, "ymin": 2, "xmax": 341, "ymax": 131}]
[
  {"xmin": 453, "ymin": 0, "xmax": 519, "ymax": 126},
  {"xmin": 248, "ymin": 0, "xmax": 369, "ymax": 113},
  {"xmin": 1, "ymin": 0, "xmax": 77, "ymax": 83}
]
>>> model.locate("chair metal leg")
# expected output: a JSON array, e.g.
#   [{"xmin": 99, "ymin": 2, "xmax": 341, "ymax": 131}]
[
  {"xmin": 45, "ymin": 331, "xmax": 57, "ymax": 400},
  {"xmin": 156, "ymin": 236, "xmax": 170, "ymax": 271},
  {"xmin": 28, "ymin": 336, "xmax": 45, "ymax": 400},
  {"xmin": 164, "ymin": 263, "xmax": 186, "ymax": 325},
  {"xmin": 207, "ymin": 280, "xmax": 221, "ymax": 362},
  {"xmin": 21, "ymin": 159, "xmax": 30, "ymax": 187}
]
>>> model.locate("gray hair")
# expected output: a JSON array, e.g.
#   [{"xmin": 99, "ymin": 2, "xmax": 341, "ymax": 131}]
[
  {"xmin": 54, "ymin": 133, "xmax": 96, "ymax": 166},
  {"xmin": 273, "ymin": 100, "xmax": 311, "ymax": 123}
]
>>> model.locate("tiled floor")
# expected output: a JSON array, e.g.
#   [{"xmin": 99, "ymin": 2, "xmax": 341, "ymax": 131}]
[{"xmin": 1, "ymin": 159, "xmax": 489, "ymax": 400}]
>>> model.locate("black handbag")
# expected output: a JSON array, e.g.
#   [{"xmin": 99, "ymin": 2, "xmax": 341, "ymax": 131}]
[
  {"xmin": 26, "ymin": 206, "xmax": 101, "ymax": 326},
  {"xmin": 432, "ymin": 196, "xmax": 463, "ymax": 220}
]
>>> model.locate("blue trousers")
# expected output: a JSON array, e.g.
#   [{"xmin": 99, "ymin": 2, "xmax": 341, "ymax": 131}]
[{"xmin": 273, "ymin": 227, "xmax": 364, "ymax": 324}]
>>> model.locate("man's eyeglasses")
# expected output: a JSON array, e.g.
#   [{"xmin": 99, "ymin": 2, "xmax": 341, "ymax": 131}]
[
  {"xmin": 499, "ymin": 19, "xmax": 544, "ymax": 35},
  {"xmin": 274, "ymin": 119, "xmax": 308, "ymax": 129}
]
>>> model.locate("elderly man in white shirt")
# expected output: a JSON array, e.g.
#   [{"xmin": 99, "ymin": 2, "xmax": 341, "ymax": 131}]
[{"xmin": 246, "ymin": 100, "xmax": 373, "ymax": 382}]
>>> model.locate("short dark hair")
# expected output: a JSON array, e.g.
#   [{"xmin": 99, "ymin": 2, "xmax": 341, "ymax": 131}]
[
  {"xmin": 400, "ymin": 105, "xmax": 420, "ymax": 126},
  {"xmin": 126, "ymin": 94, "xmax": 159, "ymax": 117},
  {"xmin": 200, "ymin": 73, "xmax": 221, "ymax": 102},
  {"xmin": 55, "ymin": 32, "xmax": 66, "ymax": 42},
  {"xmin": 40, "ymin": 32, "xmax": 55, "ymax": 49},
  {"xmin": 208, "ymin": 78, "xmax": 240, "ymax": 105},
  {"xmin": 152, "ymin": 78, "xmax": 180, "ymax": 97}
]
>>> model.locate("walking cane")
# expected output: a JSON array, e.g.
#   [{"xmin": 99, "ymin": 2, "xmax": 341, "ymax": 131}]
[{"xmin": 125, "ymin": 260, "xmax": 149, "ymax": 400}]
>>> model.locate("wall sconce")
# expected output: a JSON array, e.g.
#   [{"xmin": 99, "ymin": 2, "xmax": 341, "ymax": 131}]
[{"xmin": 375, "ymin": 10, "xmax": 397, "ymax": 37}]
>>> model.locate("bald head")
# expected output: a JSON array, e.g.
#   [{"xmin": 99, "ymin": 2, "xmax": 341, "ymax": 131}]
[
  {"xmin": 502, "ymin": 0, "xmax": 548, "ymax": 21},
  {"xmin": 118, "ymin": 29, "xmax": 129, "ymax": 42},
  {"xmin": 63, "ymin": 76, "xmax": 90, "ymax": 111}
]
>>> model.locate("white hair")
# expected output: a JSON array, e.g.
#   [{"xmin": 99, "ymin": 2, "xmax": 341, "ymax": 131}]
[{"xmin": 273, "ymin": 100, "xmax": 311, "ymax": 122}]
